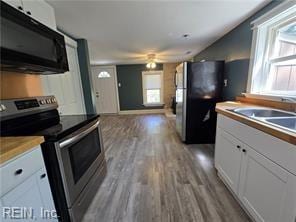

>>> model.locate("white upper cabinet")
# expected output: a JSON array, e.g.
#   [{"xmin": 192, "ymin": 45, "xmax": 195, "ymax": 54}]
[
  {"xmin": 3, "ymin": 0, "xmax": 56, "ymax": 30},
  {"xmin": 2, "ymin": 0, "xmax": 23, "ymax": 10},
  {"xmin": 22, "ymin": 0, "xmax": 56, "ymax": 30}
]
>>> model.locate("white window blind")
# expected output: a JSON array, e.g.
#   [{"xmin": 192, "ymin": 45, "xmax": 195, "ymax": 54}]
[
  {"xmin": 142, "ymin": 71, "xmax": 164, "ymax": 106},
  {"xmin": 145, "ymin": 74, "xmax": 161, "ymax": 89}
]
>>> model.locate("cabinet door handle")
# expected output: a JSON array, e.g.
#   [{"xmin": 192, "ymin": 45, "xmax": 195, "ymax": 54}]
[
  {"xmin": 14, "ymin": 169, "xmax": 23, "ymax": 175},
  {"xmin": 26, "ymin": 11, "xmax": 31, "ymax": 15},
  {"xmin": 236, "ymin": 145, "xmax": 241, "ymax": 149},
  {"xmin": 40, "ymin": 173, "xmax": 47, "ymax": 179},
  {"xmin": 17, "ymin": 6, "xmax": 23, "ymax": 10},
  {"xmin": 242, "ymin": 149, "xmax": 246, "ymax": 153}
]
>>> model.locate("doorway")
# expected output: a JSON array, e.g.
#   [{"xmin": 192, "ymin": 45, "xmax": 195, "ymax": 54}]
[{"xmin": 91, "ymin": 66, "xmax": 119, "ymax": 114}]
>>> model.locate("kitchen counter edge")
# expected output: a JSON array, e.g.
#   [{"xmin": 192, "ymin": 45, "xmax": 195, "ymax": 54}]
[{"xmin": 0, "ymin": 136, "xmax": 45, "ymax": 165}]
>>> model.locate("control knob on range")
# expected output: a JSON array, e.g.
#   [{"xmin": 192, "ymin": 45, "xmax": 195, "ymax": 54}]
[
  {"xmin": 0, "ymin": 104, "xmax": 6, "ymax": 111},
  {"xmin": 40, "ymin": 100, "xmax": 46, "ymax": 105},
  {"xmin": 46, "ymin": 99, "xmax": 51, "ymax": 104}
]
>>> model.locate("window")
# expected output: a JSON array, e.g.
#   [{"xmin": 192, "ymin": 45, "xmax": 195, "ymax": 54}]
[
  {"xmin": 142, "ymin": 71, "xmax": 164, "ymax": 106},
  {"xmin": 98, "ymin": 71, "xmax": 111, "ymax": 78},
  {"xmin": 247, "ymin": 2, "xmax": 296, "ymax": 99}
]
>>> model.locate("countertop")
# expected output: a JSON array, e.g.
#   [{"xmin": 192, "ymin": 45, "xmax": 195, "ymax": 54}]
[
  {"xmin": 0, "ymin": 136, "xmax": 44, "ymax": 165},
  {"xmin": 216, "ymin": 101, "xmax": 296, "ymax": 145}
]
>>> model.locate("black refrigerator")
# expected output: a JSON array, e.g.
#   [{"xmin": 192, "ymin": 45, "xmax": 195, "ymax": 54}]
[{"xmin": 175, "ymin": 61, "xmax": 224, "ymax": 144}]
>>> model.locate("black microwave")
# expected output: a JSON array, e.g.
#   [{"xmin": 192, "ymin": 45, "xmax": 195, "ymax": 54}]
[{"xmin": 0, "ymin": 1, "xmax": 69, "ymax": 74}]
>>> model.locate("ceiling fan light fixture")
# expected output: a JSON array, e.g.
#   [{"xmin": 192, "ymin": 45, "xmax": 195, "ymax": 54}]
[
  {"xmin": 146, "ymin": 54, "xmax": 157, "ymax": 69},
  {"xmin": 146, "ymin": 62, "xmax": 156, "ymax": 69}
]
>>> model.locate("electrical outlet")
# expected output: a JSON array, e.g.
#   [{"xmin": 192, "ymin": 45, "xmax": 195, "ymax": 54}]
[{"xmin": 224, "ymin": 79, "xmax": 228, "ymax": 87}]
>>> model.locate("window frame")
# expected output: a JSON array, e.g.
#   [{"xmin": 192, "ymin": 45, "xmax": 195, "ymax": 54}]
[
  {"xmin": 142, "ymin": 70, "xmax": 164, "ymax": 107},
  {"xmin": 247, "ymin": 1, "xmax": 296, "ymax": 100}
]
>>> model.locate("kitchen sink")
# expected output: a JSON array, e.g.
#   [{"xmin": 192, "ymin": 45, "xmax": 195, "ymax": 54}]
[
  {"xmin": 264, "ymin": 117, "xmax": 296, "ymax": 133},
  {"xmin": 231, "ymin": 108, "xmax": 295, "ymax": 118},
  {"xmin": 229, "ymin": 107, "xmax": 296, "ymax": 133}
]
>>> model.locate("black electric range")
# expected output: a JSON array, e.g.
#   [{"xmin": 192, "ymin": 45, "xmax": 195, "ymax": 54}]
[{"xmin": 0, "ymin": 96, "xmax": 107, "ymax": 222}]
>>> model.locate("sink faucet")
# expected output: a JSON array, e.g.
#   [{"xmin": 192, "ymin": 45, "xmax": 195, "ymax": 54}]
[
  {"xmin": 281, "ymin": 97, "xmax": 296, "ymax": 103},
  {"xmin": 281, "ymin": 97, "xmax": 296, "ymax": 113}
]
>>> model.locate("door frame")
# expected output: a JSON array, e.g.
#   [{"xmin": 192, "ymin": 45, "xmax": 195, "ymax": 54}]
[{"xmin": 91, "ymin": 65, "xmax": 120, "ymax": 114}]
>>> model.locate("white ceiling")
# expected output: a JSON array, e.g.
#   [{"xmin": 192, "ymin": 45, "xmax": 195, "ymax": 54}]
[{"xmin": 48, "ymin": 0, "xmax": 270, "ymax": 65}]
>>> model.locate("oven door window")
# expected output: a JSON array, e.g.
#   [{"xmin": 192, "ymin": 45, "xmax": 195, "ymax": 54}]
[{"xmin": 68, "ymin": 129, "xmax": 102, "ymax": 184}]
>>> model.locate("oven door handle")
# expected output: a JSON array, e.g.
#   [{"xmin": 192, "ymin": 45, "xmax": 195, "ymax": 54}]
[{"xmin": 59, "ymin": 119, "xmax": 100, "ymax": 149}]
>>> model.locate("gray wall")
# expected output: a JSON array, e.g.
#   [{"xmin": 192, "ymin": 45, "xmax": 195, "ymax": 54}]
[
  {"xmin": 193, "ymin": 1, "xmax": 282, "ymax": 100},
  {"xmin": 77, "ymin": 39, "xmax": 97, "ymax": 114},
  {"xmin": 116, "ymin": 64, "xmax": 164, "ymax": 110}
]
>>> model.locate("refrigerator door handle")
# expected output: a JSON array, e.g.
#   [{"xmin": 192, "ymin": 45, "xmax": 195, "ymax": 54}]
[{"xmin": 174, "ymin": 71, "xmax": 178, "ymax": 87}]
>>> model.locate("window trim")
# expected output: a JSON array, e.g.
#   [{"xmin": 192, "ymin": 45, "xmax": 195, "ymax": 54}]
[
  {"xmin": 142, "ymin": 70, "xmax": 164, "ymax": 107},
  {"xmin": 246, "ymin": 1, "xmax": 296, "ymax": 100}
]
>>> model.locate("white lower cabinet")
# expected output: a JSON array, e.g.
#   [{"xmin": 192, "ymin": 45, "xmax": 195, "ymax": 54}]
[
  {"xmin": 1, "ymin": 171, "xmax": 45, "ymax": 221},
  {"xmin": 215, "ymin": 129, "xmax": 242, "ymax": 194},
  {"xmin": 238, "ymin": 147, "xmax": 296, "ymax": 222},
  {"xmin": 215, "ymin": 114, "xmax": 296, "ymax": 222},
  {"xmin": 0, "ymin": 147, "xmax": 57, "ymax": 221}
]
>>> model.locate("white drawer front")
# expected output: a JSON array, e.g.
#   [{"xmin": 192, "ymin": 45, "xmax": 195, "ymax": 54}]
[{"xmin": 0, "ymin": 146, "xmax": 44, "ymax": 197}]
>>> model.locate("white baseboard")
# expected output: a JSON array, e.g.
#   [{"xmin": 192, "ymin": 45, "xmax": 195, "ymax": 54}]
[{"xmin": 119, "ymin": 109, "xmax": 165, "ymax": 115}]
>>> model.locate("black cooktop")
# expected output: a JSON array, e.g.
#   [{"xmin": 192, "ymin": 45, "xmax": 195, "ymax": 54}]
[
  {"xmin": 1, "ymin": 110, "xmax": 100, "ymax": 141},
  {"xmin": 39, "ymin": 114, "xmax": 100, "ymax": 141}
]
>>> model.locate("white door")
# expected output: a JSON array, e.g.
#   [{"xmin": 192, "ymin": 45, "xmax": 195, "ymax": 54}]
[
  {"xmin": 215, "ymin": 129, "xmax": 243, "ymax": 194},
  {"xmin": 91, "ymin": 66, "xmax": 118, "ymax": 114},
  {"xmin": 42, "ymin": 37, "xmax": 85, "ymax": 115},
  {"xmin": 238, "ymin": 146, "xmax": 296, "ymax": 222}
]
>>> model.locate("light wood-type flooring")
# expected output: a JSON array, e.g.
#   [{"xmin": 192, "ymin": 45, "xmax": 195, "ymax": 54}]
[{"xmin": 82, "ymin": 114, "xmax": 250, "ymax": 222}]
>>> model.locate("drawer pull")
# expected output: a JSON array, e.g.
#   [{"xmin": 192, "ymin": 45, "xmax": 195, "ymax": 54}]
[
  {"xmin": 40, "ymin": 173, "xmax": 46, "ymax": 179},
  {"xmin": 14, "ymin": 169, "xmax": 23, "ymax": 175},
  {"xmin": 236, "ymin": 145, "xmax": 241, "ymax": 149}
]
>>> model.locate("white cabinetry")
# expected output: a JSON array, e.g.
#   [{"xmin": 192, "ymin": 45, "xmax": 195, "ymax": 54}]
[
  {"xmin": 2, "ymin": 0, "xmax": 22, "ymax": 9},
  {"xmin": 215, "ymin": 114, "xmax": 296, "ymax": 222},
  {"xmin": 239, "ymin": 146, "xmax": 296, "ymax": 222},
  {"xmin": 0, "ymin": 147, "xmax": 57, "ymax": 221},
  {"xmin": 215, "ymin": 129, "xmax": 242, "ymax": 194},
  {"xmin": 41, "ymin": 36, "xmax": 86, "ymax": 115},
  {"xmin": 2, "ymin": 171, "xmax": 46, "ymax": 221},
  {"xmin": 3, "ymin": 0, "xmax": 56, "ymax": 30}
]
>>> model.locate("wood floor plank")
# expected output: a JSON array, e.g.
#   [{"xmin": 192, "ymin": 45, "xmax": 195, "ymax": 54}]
[{"xmin": 82, "ymin": 114, "xmax": 250, "ymax": 222}]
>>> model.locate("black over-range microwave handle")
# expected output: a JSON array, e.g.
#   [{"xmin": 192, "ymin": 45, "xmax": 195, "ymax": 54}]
[
  {"xmin": 54, "ymin": 39, "xmax": 63, "ymax": 63},
  {"xmin": 54, "ymin": 38, "xmax": 69, "ymax": 72},
  {"xmin": 174, "ymin": 71, "xmax": 177, "ymax": 88}
]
